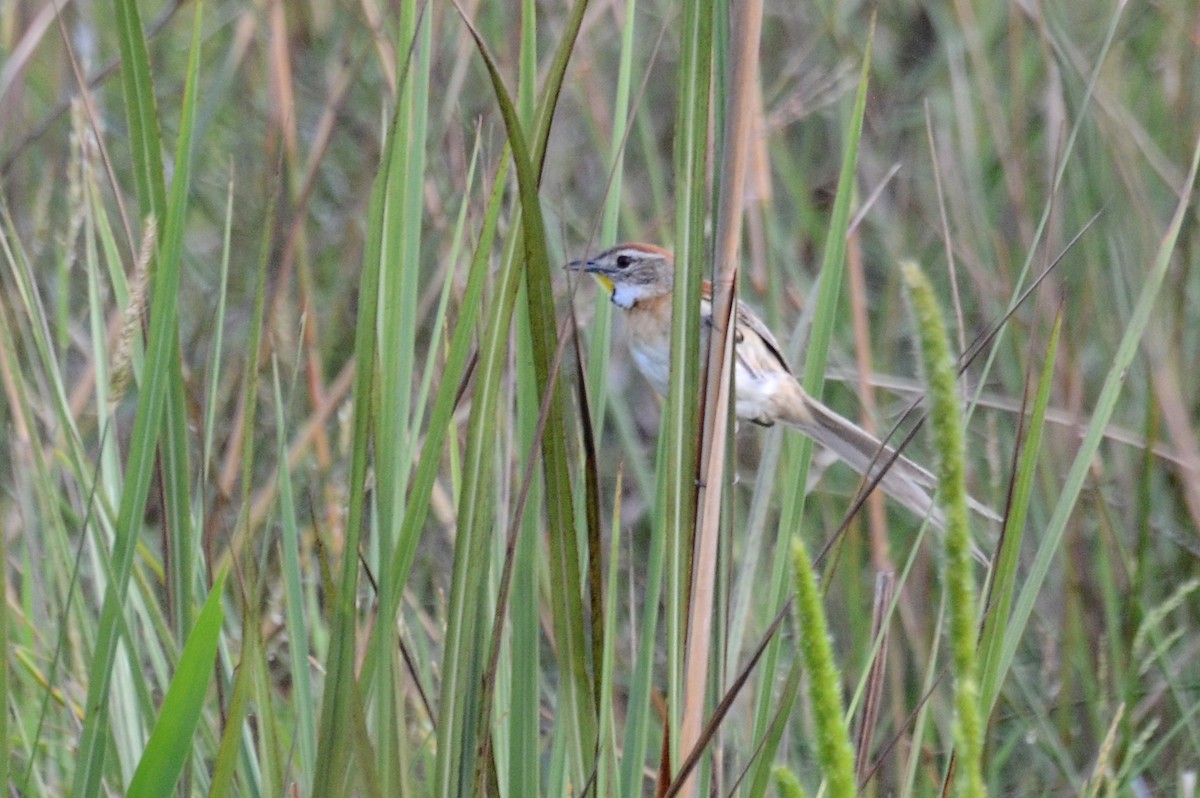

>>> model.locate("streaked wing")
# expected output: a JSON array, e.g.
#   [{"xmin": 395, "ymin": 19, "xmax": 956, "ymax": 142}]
[
  {"xmin": 735, "ymin": 301, "xmax": 793, "ymax": 375},
  {"xmin": 699, "ymin": 291, "xmax": 795, "ymax": 380}
]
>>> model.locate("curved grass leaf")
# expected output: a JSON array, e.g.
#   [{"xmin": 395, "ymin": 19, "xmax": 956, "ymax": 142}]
[
  {"xmin": 450, "ymin": 4, "xmax": 595, "ymax": 790},
  {"xmin": 125, "ymin": 571, "xmax": 226, "ymax": 798}
]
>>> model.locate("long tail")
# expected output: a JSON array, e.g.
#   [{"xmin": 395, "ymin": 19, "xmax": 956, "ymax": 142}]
[
  {"xmin": 804, "ymin": 397, "xmax": 943, "ymax": 522},
  {"xmin": 777, "ymin": 383, "xmax": 943, "ymax": 524}
]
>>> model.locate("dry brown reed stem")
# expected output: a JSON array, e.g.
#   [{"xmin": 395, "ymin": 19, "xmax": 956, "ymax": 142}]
[{"xmin": 680, "ymin": 0, "xmax": 764, "ymax": 795}]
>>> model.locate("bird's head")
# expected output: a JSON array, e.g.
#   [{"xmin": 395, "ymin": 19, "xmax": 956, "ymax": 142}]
[{"xmin": 567, "ymin": 243, "xmax": 674, "ymax": 308}]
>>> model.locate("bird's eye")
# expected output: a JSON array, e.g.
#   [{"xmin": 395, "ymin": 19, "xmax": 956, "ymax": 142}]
[{"xmin": 616, "ymin": 255, "xmax": 631, "ymax": 269}]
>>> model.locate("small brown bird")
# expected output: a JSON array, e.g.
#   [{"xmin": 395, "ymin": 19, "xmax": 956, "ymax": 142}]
[{"xmin": 569, "ymin": 242, "xmax": 947, "ymax": 523}]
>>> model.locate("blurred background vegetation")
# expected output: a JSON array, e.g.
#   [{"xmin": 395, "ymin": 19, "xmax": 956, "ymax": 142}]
[{"xmin": 1, "ymin": 0, "xmax": 1199, "ymax": 794}]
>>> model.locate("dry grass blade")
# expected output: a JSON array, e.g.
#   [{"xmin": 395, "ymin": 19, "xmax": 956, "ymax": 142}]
[
  {"xmin": 855, "ymin": 570, "xmax": 895, "ymax": 789},
  {"xmin": 683, "ymin": 1, "xmax": 765, "ymax": 795},
  {"xmin": 664, "ymin": 599, "xmax": 790, "ymax": 798}
]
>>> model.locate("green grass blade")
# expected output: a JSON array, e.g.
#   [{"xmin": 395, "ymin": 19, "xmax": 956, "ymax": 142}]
[
  {"xmin": 373, "ymin": 5, "xmax": 434, "ymax": 792},
  {"xmin": 978, "ymin": 312, "xmax": 1062, "ymax": 712},
  {"xmin": 383, "ymin": 153, "xmax": 510, "ymax": 614},
  {"xmin": 200, "ymin": 174, "xmax": 235, "ymax": 513},
  {"xmin": 662, "ymin": 0, "xmax": 713, "ymax": 766},
  {"xmin": 800, "ymin": 27, "xmax": 870, "ymax": 395},
  {"xmin": 270, "ymin": 356, "xmax": 317, "ymax": 787},
  {"xmin": 618, "ymin": 430, "xmax": 672, "ymax": 796},
  {"xmin": 110, "ymin": 0, "xmax": 166, "ymax": 224},
  {"xmin": 125, "ymin": 571, "xmax": 226, "ymax": 798},
  {"xmin": 503, "ymin": 9, "xmax": 546, "ymax": 797},
  {"xmin": 595, "ymin": 475, "xmax": 626, "ymax": 798}
]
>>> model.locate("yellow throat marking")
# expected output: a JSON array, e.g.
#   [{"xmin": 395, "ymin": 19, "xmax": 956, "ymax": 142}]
[{"xmin": 595, "ymin": 274, "xmax": 615, "ymax": 293}]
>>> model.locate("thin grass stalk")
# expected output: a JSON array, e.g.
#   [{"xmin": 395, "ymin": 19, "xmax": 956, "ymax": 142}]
[
  {"xmin": 505, "ymin": 279, "xmax": 543, "ymax": 795},
  {"xmin": 628, "ymin": 95, "xmax": 669, "ymax": 220},
  {"xmin": 594, "ymin": 468, "xmax": 625, "ymax": 797},
  {"xmin": 80, "ymin": 139, "xmax": 126, "ymax": 591},
  {"xmin": 271, "ymin": 356, "xmax": 317, "ymax": 786},
  {"xmin": 744, "ymin": 657, "xmax": 802, "ymax": 796},
  {"xmin": 409, "ymin": 132, "xmax": 481, "ymax": 464},
  {"xmin": 845, "ymin": 521, "xmax": 936, "ymax": 790},
  {"xmin": 901, "ymin": 589, "xmax": 948, "ymax": 794},
  {"xmin": 507, "ymin": 432, "xmax": 541, "ymax": 798},
  {"xmin": 902, "ymin": 261, "xmax": 985, "ymax": 797},
  {"xmin": 619, "ymin": 432, "xmax": 671, "ymax": 795},
  {"xmin": 0, "ymin": 328, "xmax": 8, "ymax": 798},
  {"xmin": 221, "ymin": 155, "xmax": 277, "ymax": 795},
  {"xmin": 206, "ymin": 231, "xmax": 288, "ymax": 790},
  {"xmin": 663, "ymin": 0, "xmax": 712, "ymax": 770},
  {"xmin": 845, "ymin": 227, "xmax": 890, "ymax": 565},
  {"xmin": 725, "ymin": 421, "xmax": 784, "ymax": 671},
  {"xmin": 207, "ymin": 586, "xmax": 259, "ymax": 795},
  {"xmin": 854, "ymin": 571, "xmax": 895, "ymax": 787},
  {"xmin": 681, "ymin": 0, "xmax": 763, "ymax": 794},
  {"xmin": 161, "ymin": 335, "xmax": 195, "ymax": 643},
  {"xmin": 109, "ymin": 0, "xmax": 167, "ymax": 227},
  {"xmin": 200, "ymin": 174, "xmax": 234, "ymax": 523}
]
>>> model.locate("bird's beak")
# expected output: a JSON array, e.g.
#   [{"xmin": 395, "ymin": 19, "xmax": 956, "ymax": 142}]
[{"xmin": 566, "ymin": 257, "xmax": 615, "ymax": 293}]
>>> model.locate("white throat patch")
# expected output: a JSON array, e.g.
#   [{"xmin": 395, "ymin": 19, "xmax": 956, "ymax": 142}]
[{"xmin": 610, "ymin": 281, "xmax": 642, "ymax": 309}]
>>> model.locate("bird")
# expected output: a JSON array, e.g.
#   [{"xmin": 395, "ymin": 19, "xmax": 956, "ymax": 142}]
[{"xmin": 568, "ymin": 242, "xmax": 954, "ymax": 525}]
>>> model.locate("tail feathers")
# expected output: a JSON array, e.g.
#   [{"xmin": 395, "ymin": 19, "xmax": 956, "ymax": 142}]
[
  {"xmin": 772, "ymin": 381, "xmax": 999, "ymax": 529},
  {"xmin": 795, "ymin": 397, "xmax": 944, "ymax": 525}
]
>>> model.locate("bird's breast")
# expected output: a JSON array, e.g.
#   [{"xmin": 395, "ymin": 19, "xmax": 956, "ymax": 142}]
[
  {"xmin": 623, "ymin": 296, "xmax": 674, "ymax": 395},
  {"xmin": 629, "ymin": 340, "xmax": 672, "ymax": 395}
]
